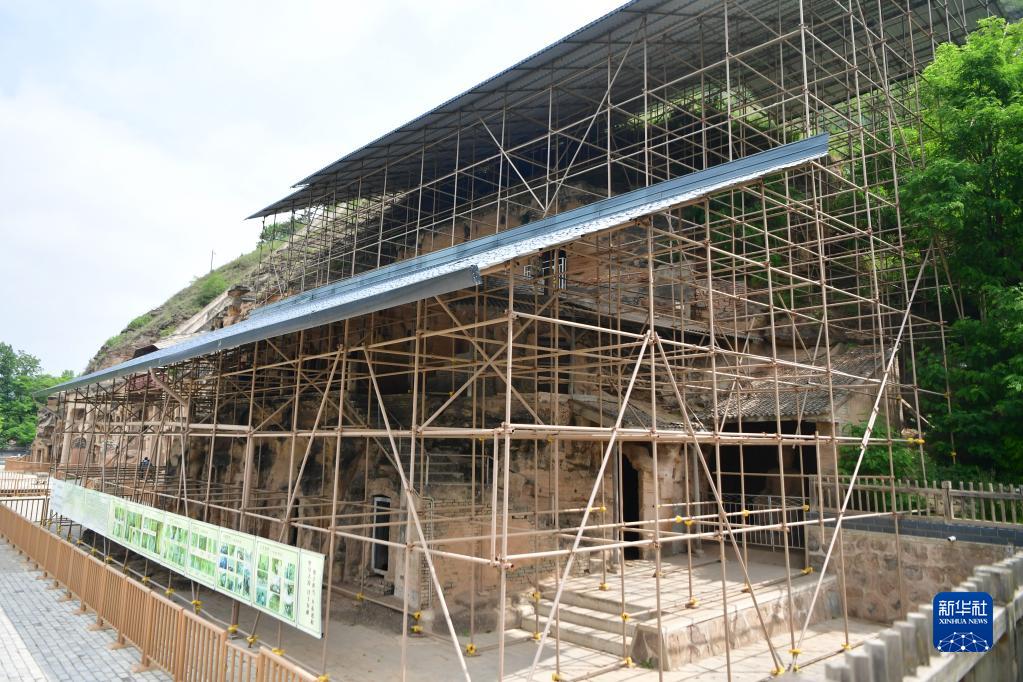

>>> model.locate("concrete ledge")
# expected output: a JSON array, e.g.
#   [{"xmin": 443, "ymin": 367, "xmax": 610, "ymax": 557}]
[{"xmin": 823, "ymin": 551, "xmax": 1023, "ymax": 681}]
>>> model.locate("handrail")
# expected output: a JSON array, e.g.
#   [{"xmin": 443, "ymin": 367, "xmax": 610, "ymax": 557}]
[
  {"xmin": 0, "ymin": 501, "xmax": 319, "ymax": 681},
  {"xmin": 811, "ymin": 475, "xmax": 1023, "ymax": 525}
]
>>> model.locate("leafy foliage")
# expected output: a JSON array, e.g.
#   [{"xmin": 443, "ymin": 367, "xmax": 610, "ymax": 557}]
[
  {"xmin": 917, "ymin": 287, "xmax": 1023, "ymax": 475},
  {"xmin": 903, "ymin": 18, "xmax": 1023, "ymax": 478},
  {"xmin": 904, "ymin": 18, "xmax": 1023, "ymax": 305},
  {"xmin": 126, "ymin": 313, "xmax": 152, "ymax": 331},
  {"xmin": 194, "ymin": 272, "xmax": 228, "ymax": 307},
  {"xmin": 838, "ymin": 423, "xmax": 922, "ymax": 479},
  {"xmin": 0, "ymin": 343, "xmax": 72, "ymax": 446},
  {"xmin": 259, "ymin": 220, "xmax": 302, "ymax": 247}
]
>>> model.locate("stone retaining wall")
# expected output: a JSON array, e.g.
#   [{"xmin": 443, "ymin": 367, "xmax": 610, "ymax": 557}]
[
  {"xmin": 807, "ymin": 526, "xmax": 1012, "ymax": 622},
  {"xmin": 820, "ymin": 551, "xmax": 1023, "ymax": 681}
]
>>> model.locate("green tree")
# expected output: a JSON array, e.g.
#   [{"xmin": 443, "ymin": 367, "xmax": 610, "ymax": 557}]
[
  {"xmin": 903, "ymin": 18, "xmax": 1023, "ymax": 477},
  {"xmin": 0, "ymin": 343, "xmax": 72, "ymax": 446},
  {"xmin": 904, "ymin": 17, "xmax": 1023, "ymax": 309},
  {"xmin": 916, "ymin": 287, "xmax": 1023, "ymax": 475}
]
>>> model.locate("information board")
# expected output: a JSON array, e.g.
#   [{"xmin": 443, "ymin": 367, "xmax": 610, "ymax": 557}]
[
  {"xmin": 160, "ymin": 514, "xmax": 190, "ymax": 572},
  {"xmin": 253, "ymin": 539, "xmax": 300, "ymax": 625},
  {"xmin": 187, "ymin": 519, "xmax": 221, "ymax": 588},
  {"xmin": 297, "ymin": 549, "xmax": 324, "ymax": 636},
  {"xmin": 48, "ymin": 480, "xmax": 325, "ymax": 638}
]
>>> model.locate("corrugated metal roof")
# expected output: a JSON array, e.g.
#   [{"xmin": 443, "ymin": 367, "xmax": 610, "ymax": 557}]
[
  {"xmin": 42, "ymin": 266, "xmax": 481, "ymax": 396},
  {"xmin": 42, "ymin": 134, "xmax": 827, "ymax": 397},
  {"xmin": 255, "ymin": 134, "xmax": 827, "ymax": 317},
  {"xmin": 249, "ymin": 0, "xmax": 1003, "ymax": 218}
]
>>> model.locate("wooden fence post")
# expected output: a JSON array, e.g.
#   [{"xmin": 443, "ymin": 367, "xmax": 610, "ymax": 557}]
[
  {"xmin": 172, "ymin": 606, "xmax": 186, "ymax": 680},
  {"xmin": 132, "ymin": 594, "xmax": 155, "ymax": 673},
  {"xmin": 89, "ymin": 566, "xmax": 108, "ymax": 630},
  {"xmin": 942, "ymin": 480, "xmax": 953, "ymax": 522}
]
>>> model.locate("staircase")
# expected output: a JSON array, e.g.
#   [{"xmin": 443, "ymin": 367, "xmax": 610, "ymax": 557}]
[
  {"xmin": 516, "ymin": 555, "xmax": 841, "ymax": 670},
  {"xmin": 518, "ymin": 583, "xmax": 644, "ymax": 657}
]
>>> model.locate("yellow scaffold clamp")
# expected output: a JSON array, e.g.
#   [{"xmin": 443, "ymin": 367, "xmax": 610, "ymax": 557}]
[
  {"xmin": 675, "ymin": 515, "xmax": 683, "ymax": 524},
  {"xmin": 412, "ymin": 610, "xmax": 422, "ymax": 621},
  {"xmin": 165, "ymin": 587, "xmax": 175, "ymax": 597},
  {"xmin": 683, "ymin": 518, "xmax": 695, "ymax": 527},
  {"xmin": 316, "ymin": 676, "xmax": 330, "ymax": 682},
  {"xmin": 355, "ymin": 592, "xmax": 365, "ymax": 603},
  {"xmin": 271, "ymin": 647, "xmax": 285, "ymax": 656},
  {"xmin": 190, "ymin": 599, "xmax": 202, "ymax": 613},
  {"xmin": 141, "ymin": 576, "xmax": 150, "ymax": 585},
  {"xmin": 76, "ymin": 539, "xmax": 84, "ymax": 546},
  {"xmin": 771, "ymin": 666, "xmax": 786, "ymax": 676},
  {"xmin": 741, "ymin": 509, "xmax": 750, "ymax": 518},
  {"xmin": 841, "ymin": 642, "xmax": 852, "ymax": 651},
  {"xmin": 621, "ymin": 612, "xmax": 630, "ymax": 622},
  {"xmin": 802, "ymin": 504, "xmax": 810, "ymax": 512},
  {"xmin": 410, "ymin": 624, "xmax": 423, "ymax": 635},
  {"xmin": 246, "ymin": 634, "xmax": 258, "ymax": 648},
  {"xmin": 551, "ymin": 674, "xmax": 561, "ymax": 682},
  {"xmin": 104, "ymin": 555, "xmax": 113, "ymax": 564},
  {"xmin": 227, "ymin": 624, "xmax": 239, "ymax": 635},
  {"xmin": 465, "ymin": 642, "xmax": 478, "ymax": 657},
  {"xmin": 624, "ymin": 656, "xmax": 634, "ymax": 668},
  {"xmin": 531, "ymin": 590, "xmax": 542, "ymax": 603},
  {"xmin": 686, "ymin": 597, "xmax": 699, "ymax": 608},
  {"xmin": 532, "ymin": 631, "xmax": 542, "ymax": 641},
  {"xmin": 90, "ymin": 547, "xmax": 98, "ymax": 555},
  {"xmin": 801, "ymin": 566, "xmax": 814, "ymax": 575},
  {"xmin": 790, "ymin": 648, "xmax": 802, "ymax": 656},
  {"xmin": 598, "ymin": 582, "xmax": 609, "ymax": 591}
]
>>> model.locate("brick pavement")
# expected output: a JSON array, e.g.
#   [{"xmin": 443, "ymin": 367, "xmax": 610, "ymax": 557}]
[{"xmin": 0, "ymin": 538, "xmax": 169, "ymax": 682}]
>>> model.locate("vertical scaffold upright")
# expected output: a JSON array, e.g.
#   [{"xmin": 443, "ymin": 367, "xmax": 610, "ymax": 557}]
[{"xmin": 37, "ymin": 1, "xmax": 1006, "ymax": 679}]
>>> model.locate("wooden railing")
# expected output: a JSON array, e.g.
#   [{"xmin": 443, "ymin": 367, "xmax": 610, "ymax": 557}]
[
  {"xmin": 0, "ymin": 503, "xmax": 319, "ymax": 682},
  {"xmin": 811, "ymin": 475, "xmax": 1023, "ymax": 525}
]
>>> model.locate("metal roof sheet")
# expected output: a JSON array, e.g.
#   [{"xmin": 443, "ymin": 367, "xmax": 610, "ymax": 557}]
[
  {"xmin": 249, "ymin": 0, "xmax": 1003, "ymax": 218},
  {"xmin": 43, "ymin": 134, "xmax": 827, "ymax": 397},
  {"xmin": 254, "ymin": 133, "xmax": 827, "ymax": 317}
]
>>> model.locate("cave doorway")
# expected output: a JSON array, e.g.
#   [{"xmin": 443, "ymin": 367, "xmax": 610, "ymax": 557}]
[
  {"xmin": 622, "ymin": 454, "xmax": 641, "ymax": 561},
  {"xmin": 372, "ymin": 496, "xmax": 390, "ymax": 575}
]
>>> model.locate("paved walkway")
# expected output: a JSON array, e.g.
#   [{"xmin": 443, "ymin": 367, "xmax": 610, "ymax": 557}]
[{"xmin": 0, "ymin": 539, "xmax": 169, "ymax": 682}]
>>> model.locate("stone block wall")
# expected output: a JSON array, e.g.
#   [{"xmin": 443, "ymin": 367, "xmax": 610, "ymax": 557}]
[
  {"xmin": 807, "ymin": 526, "xmax": 1012, "ymax": 623},
  {"xmin": 822, "ymin": 551, "xmax": 1023, "ymax": 681}
]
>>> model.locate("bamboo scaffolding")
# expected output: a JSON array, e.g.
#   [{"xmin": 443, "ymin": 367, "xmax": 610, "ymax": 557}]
[{"xmin": 35, "ymin": 2, "xmax": 1000, "ymax": 680}]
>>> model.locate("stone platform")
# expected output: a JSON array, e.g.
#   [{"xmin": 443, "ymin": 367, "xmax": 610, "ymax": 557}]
[{"xmin": 519, "ymin": 549, "xmax": 840, "ymax": 671}]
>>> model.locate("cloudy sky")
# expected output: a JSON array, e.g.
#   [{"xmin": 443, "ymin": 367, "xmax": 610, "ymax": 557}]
[{"xmin": 0, "ymin": 0, "xmax": 623, "ymax": 374}]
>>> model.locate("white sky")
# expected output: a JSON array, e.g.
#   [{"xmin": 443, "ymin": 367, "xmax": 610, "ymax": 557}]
[{"xmin": 0, "ymin": 0, "xmax": 624, "ymax": 374}]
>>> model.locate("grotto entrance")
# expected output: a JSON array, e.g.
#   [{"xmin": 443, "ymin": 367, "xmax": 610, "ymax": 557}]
[{"xmin": 621, "ymin": 454, "xmax": 641, "ymax": 560}]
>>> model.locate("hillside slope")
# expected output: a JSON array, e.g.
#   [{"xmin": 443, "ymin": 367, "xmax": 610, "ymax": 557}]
[{"xmin": 85, "ymin": 249, "xmax": 262, "ymax": 373}]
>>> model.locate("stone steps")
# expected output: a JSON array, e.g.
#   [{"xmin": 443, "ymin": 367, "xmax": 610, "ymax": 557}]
[
  {"xmin": 519, "ymin": 565, "xmax": 841, "ymax": 670},
  {"xmin": 539, "ymin": 584, "xmax": 646, "ymax": 616},
  {"xmin": 516, "ymin": 583, "xmax": 646, "ymax": 661},
  {"xmin": 533, "ymin": 600, "xmax": 640, "ymax": 637},
  {"xmin": 520, "ymin": 617, "xmax": 630, "ymax": 657}
]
